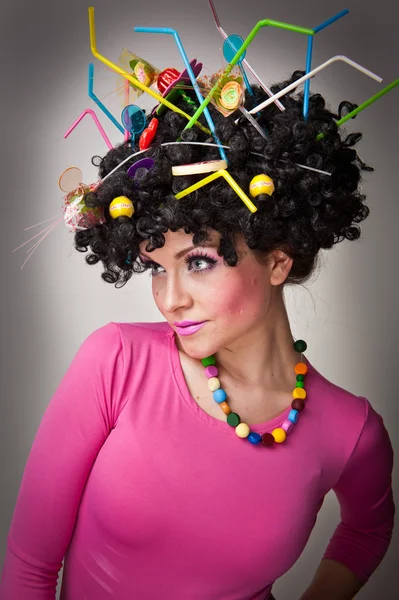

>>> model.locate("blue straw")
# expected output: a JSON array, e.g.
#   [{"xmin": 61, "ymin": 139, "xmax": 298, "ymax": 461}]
[
  {"xmin": 134, "ymin": 26, "xmax": 227, "ymax": 162},
  {"xmin": 303, "ymin": 9, "xmax": 349, "ymax": 119},
  {"xmin": 88, "ymin": 63, "xmax": 124, "ymax": 134}
]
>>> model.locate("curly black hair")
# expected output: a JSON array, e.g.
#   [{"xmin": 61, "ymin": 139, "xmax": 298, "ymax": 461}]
[{"xmin": 74, "ymin": 70, "xmax": 372, "ymax": 288}]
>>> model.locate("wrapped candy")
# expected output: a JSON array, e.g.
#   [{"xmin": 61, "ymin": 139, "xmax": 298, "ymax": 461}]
[
  {"xmin": 198, "ymin": 66, "xmax": 244, "ymax": 117},
  {"xmin": 63, "ymin": 184, "xmax": 106, "ymax": 232}
]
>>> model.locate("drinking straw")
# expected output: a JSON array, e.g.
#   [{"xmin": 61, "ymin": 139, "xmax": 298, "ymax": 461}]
[
  {"xmin": 88, "ymin": 7, "xmax": 210, "ymax": 135},
  {"xmin": 316, "ymin": 78, "xmax": 399, "ymax": 141},
  {"xmin": 183, "ymin": 19, "xmax": 314, "ymax": 131},
  {"xmin": 208, "ymin": 0, "xmax": 285, "ymax": 111},
  {"xmin": 248, "ymin": 55, "xmax": 382, "ymax": 115},
  {"xmin": 124, "ymin": 80, "xmax": 131, "ymax": 141},
  {"xmin": 175, "ymin": 170, "xmax": 258, "ymax": 213},
  {"xmin": 134, "ymin": 26, "xmax": 227, "ymax": 161},
  {"xmin": 88, "ymin": 63, "xmax": 125, "ymax": 134},
  {"xmin": 64, "ymin": 109, "xmax": 114, "ymax": 149},
  {"xmin": 303, "ymin": 9, "xmax": 349, "ymax": 119},
  {"xmin": 239, "ymin": 106, "xmax": 267, "ymax": 139},
  {"xmin": 223, "ymin": 34, "xmax": 255, "ymax": 101}
]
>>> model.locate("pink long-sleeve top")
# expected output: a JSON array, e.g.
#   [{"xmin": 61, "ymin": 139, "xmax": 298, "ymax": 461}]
[{"xmin": 0, "ymin": 322, "xmax": 395, "ymax": 600}]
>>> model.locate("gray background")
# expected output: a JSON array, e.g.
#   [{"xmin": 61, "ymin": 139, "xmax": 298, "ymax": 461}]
[{"xmin": 0, "ymin": 0, "xmax": 398, "ymax": 597}]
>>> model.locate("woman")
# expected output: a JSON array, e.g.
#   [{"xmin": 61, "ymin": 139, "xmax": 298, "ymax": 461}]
[{"xmin": 0, "ymin": 70, "xmax": 395, "ymax": 599}]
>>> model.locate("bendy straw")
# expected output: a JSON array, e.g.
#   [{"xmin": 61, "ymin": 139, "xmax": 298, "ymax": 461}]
[
  {"xmin": 134, "ymin": 26, "xmax": 227, "ymax": 161},
  {"xmin": 208, "ymin": 0, "xmax": 285, "ymax": 111},
  {"xmin": 175, "ymin": 169, "xmax": 258, "ymax": 213},
  {"xmin": 88, "ymin": 7, "xmax": 211, "ymax": 135},
  {"xmin": 316, "ymin": 77, "xmax": 399, "ymax": 141},
  {"xmin": 248, "ymin": 55, "xmax": 382, "ymax": 115},
  {"xmin": 302, "ymin": 9, "xmax": 349, "ymax": 119},
  {"xmin": 183, "ymin": 18, "xmax": 314, "ymax": 131},
  {"xmin": 88, "ymin": 63, "xmax": 125, "ymax": 135},
  {"xmin": 64, "ymin": 109, "xmax": 114, "ymax": 149}
]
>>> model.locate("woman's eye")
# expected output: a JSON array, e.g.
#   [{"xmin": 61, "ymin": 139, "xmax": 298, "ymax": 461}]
[{"xmin": 142, "ymin": 254, "xmax": 217, "ymax": 276}]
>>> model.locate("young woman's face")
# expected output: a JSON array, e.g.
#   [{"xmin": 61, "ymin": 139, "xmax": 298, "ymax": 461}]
[{"xmin": 139, "ymin": 229, "xmax": 279, "ymax": 359}]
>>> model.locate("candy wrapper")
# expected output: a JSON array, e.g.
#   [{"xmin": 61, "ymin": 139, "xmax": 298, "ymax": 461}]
[
  {"xmin": 116, "ymin": 49, "xmax": 161, "ymax": 104},
  {"xmin": 198, "ymin": 66, "xmax": 244, "ymax": 117},
  {"xmin": 63, "ymin": 184, "xmax": 106, "ymax": 232}
]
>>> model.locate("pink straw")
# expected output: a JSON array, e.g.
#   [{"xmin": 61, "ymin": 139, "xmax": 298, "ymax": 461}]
[
  {"xmin": 64, "ymin": 109, "xmax": 113, "ymax": 149},
  {"xmin": 124, "ymin": 80, "xmax": 131, "ymax": 142}
]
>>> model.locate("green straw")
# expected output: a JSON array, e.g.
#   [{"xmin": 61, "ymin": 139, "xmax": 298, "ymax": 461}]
[
  {"xmin": 316, "ymin": 78, "xmax": 399, "ymax": 141},
  {"xmin": 183, "ymin": 19, "xmax": 314, "ymax": 131}
]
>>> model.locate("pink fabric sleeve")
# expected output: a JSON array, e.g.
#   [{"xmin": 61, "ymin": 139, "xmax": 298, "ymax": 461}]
[
  {"xmin": 0, "ymin": 323, "xmax": 125, "ymax": 600},
  {"xmin": 322, "ymin": 397, "xmax": 395, "ymax": 583}
]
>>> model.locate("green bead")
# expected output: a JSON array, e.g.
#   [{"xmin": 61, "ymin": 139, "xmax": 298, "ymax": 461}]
[
  {"xmin": 227, "ymin": 413, "xmax": 240, "ymax": 427},
  {"xmin": 293, "ymin": 339, "xmax": 307, "ymax": 353},
  {"xmin": 296, "ymin": 374, "xmax": 305, "ymax": 382},
  {"xmin": 201, "ymin": 356, "xmax": 216, "ymax": 367},
  {"xmin": 296, "ymin": 381, "xmax": 304, "ymax": 388}
]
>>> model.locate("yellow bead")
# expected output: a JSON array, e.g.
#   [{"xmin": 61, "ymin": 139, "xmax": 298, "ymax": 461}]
[
  {"xmin": 293, "ymin": 387, "xmax": 307, "ymax": 400},
  {"xmin": 208, "ymin": 377, "xmax": 220, "ymax": 392},
  {"xmin": 272, "ymin": 427, "xmax": 287, "ymax": 443},
  {"xmin": 236, "ymin": 423, "xmax": 250, "ymax": 438},
  {"xmin": 109, "ymin": 196, "xmax": 135, "ymax": 219},
  {"xmin": 249, "ymin": 174, "xmax": 275, "ymax": 198}
]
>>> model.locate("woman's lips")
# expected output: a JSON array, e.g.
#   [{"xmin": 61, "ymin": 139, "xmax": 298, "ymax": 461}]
[{"xmin": 174, "ymin": 321, "xmax": 207, "ymax": 336}]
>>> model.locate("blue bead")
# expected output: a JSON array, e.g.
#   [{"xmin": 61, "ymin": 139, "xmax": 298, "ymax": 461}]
[
  {"xmin": 288, "ymin": 409, "xmax": 299, "ymax": 424},
  {"xmin": 248, "ymin": 432, "xmax": 262, "ymax": 444},
  {"xmin": 213, "ymin": 389, "xmax": 227, "ymax": 403}
]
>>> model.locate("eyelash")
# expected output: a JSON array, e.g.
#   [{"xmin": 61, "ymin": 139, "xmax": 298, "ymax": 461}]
[{"xmin": 142, "ymin": 252, "xmax": 217, "ymax": 276}]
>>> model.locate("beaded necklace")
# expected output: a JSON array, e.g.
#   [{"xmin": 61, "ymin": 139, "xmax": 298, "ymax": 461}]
[{"xmin": 201, "ymin": 339, "xmax": 308, "ymax": 447}]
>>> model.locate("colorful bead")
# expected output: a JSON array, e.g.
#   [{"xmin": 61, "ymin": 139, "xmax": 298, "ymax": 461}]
[
  {"xmin": 293, "ymin": 387, "xmax": 307, "ymax": 400},
  {"xmin": 202, "ymin": 356, "xmax": 216, "ymax": 367},
  {"xmin": 213, "ymin": 389, "xmax": 227, "ymax": 403},
  {"xmin": 249, "ymin": 174, "xmax": 275, "ymax": 198},
  {"xmin": 292, "ymin": 398, "xmax": 305, "ymax": 411},
  {"xmin": 281, "ymin": 419, "xmax": 294, "ymax": 433},
  {"xmin": 294, "ymin": 340, "xmax": 307, "ymax": 353},
  {"xmin": 201, "ymin": 339, "xmax": 308, "ymax": 448},
  {"xmin": 236, "ymin": 423, "xmax": 250, "ymax": 438},
  {"xmin": 227, "ymin": 412, "xmax": 240, "ymax": 427},
  {"xmin": 204, "ymin": 365, "xmax": 218, "ymax": 378},
  {"xmin": 272, "ymin": 428, "xmax": 287, "ymax": 443},
  {"xmin": 208, "ymin": 377, "xmax": 220, "ymax": 392},
  {"xmin": 288, "ymin": 409, "xmax": 299, "ymax": 424},
  {"xmin": 294, "ymin": 362, "xmax": 308, "ymax": 375},
  {"xmin": 248, "ymin": 432, "xmax": 262, "ymax": 444},
  {"xmin": 219, "ymin": 401, "xmax": 231, "ymax": 416},
  {"xmin": 261, "ymin": 432, "xmax": 275, "ymax": 447}
]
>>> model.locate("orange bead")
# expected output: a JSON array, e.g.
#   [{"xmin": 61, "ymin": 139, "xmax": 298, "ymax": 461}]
[
  {"xmin": 219, "ymin": 401, "xmax": 231, "ymax": 416},
  {"xmin": 294, "ymin": 362, "xmax": 308, "ymax": 375}
]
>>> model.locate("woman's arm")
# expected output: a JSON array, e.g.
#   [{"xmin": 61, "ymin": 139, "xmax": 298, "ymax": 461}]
[
  {"xmin": 301, "ymin": 398, "xmax": 395, "ymax": 599},
  {"xmin": 0, "ymin": 323, "xmax": 125, "ymax": 600}
]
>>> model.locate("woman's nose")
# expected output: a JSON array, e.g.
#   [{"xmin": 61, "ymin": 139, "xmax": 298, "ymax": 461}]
[{"xmin": 161, "ymin": 274, "xmax": 193, "ymax": 313}]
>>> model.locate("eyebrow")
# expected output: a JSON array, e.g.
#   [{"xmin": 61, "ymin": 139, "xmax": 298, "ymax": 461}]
[{"xmin": 140, "ymin": 244, "xmax": 217, "ymax": 261}]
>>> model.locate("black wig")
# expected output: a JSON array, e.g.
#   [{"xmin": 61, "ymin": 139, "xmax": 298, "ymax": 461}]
[{"xmin": 75, "ymin": 70, "xmax": 371, "ymax": 288}]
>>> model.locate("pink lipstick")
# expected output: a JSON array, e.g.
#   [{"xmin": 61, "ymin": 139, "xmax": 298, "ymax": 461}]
[{"xmin": 174, "ymin": 321, "xmax": 207, "ymax": 336}]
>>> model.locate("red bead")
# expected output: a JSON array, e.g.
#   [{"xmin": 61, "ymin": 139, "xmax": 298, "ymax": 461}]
[
  {"xmin": 261, "ymin": 432, "xmax": 275, "ymax": 447},
  {"xmin": 292, "ymin": 398, "xmax": 305, "ymax": 411}
]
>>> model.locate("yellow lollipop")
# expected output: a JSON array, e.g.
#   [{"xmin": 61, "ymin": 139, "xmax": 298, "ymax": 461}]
[
  {"xmin": 249, "ymin": 174, "xmax": 275, "ymax": 198},
  {"xmin": 109, "ymin": 196, "xmax": 135, "ymax": 219}
]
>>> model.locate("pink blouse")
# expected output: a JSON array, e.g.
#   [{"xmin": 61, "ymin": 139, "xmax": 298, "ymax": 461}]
[{"xmin": 0, "ymin": 322, "xmax": 395, "ymax": 599}]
